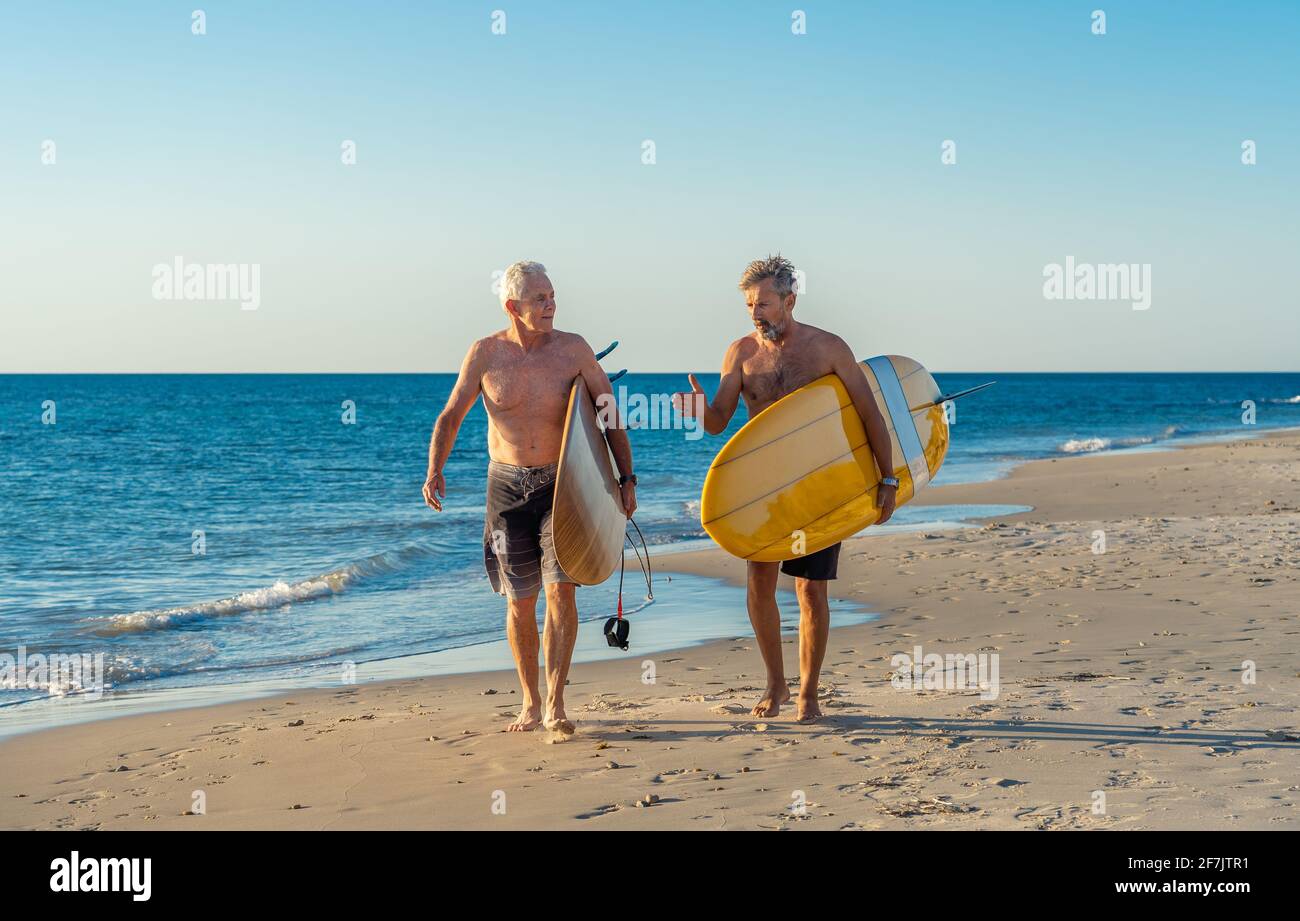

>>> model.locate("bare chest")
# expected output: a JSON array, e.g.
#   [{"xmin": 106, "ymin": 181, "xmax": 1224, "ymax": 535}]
[
  {"xmin": 480, "ymin": 351, "xmax": 574, "ymax": 417},
  {"xmin": 741, "ymin": 350, "xmax": 830, "ymax": 413}
]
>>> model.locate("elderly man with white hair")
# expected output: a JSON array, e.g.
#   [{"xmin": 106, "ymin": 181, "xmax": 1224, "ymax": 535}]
[{"xmin": 424, "ymin": 261, "xmax": 637, "ymax": 733}]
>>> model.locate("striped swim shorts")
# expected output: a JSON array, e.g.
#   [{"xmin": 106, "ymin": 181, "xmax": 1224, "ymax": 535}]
[{"xmin": 483, "ymin": 461, "xmax": 576, "ymax": 600}]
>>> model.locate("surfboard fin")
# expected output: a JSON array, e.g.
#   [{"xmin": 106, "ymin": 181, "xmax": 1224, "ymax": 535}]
[
  {"xmin": 607, "ymin": 369, "xmax": 628, "ymax": 383},
  {"xmin": 909, "ymin": 380, "xmax": 996, "ymax": 412},
  {"xmin": 595, "ymin": 340, "xmax": 619, "ymax": 361}
]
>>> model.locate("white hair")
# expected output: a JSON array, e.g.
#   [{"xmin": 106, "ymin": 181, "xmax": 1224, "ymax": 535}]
[{"xmin": 499, "ymin": 260, "xmax": 548, "ymax": 306}]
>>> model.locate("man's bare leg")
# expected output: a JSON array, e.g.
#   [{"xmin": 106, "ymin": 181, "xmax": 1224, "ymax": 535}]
[
  {"xmin": 795, "ymin": 577, "xmax": 830, "ymax": 722},
  {"xmin": 747, "ymin": 561, "xmax": 790, "ymax": 717},
  {"xmin": 505, "ymin": 594, "xmax": 542, "ymax": 731},
  {"xmin": 542, "ymin": 582, "xmax": 578, "ymax": 733}
]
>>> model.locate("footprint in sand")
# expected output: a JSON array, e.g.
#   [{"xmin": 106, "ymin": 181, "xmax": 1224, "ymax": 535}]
[
  {"xmin": 582, "ymin": 695, "xmax": 645, "ymax": 713},
  {"xmin": 1202, "ymin": 745, "xmax": 1241, "ymax": 757},
  {"xmin": 68, "ymin": 791, "xmax": 111, "ymax": 806},
  {"xmin": 575, "ymin": 803, "xmax": 623, "ymax": 820}
]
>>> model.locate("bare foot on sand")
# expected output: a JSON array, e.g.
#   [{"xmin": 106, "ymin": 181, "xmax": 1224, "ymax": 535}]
[
  {"xmin": 543, "ymin": 706, "xmax": 575, "ymax": 734},
  {"xmin": 752, "ymin": 686, "xmax": 791, "ymax": 718},
  {"xmin": 507, "ymin": 706, "xmax": 541, "ymax": 732},
  {"xmin": 795, "ymin": 695, "xmax": 823, "ymax": 723}
]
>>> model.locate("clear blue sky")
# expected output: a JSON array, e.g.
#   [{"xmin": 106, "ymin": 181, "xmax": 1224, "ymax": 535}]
[{"xmin": 2, "ymin": 1, "xmax": 1296, "ymax": 373}]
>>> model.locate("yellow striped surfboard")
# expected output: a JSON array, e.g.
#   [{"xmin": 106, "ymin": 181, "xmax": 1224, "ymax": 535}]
[{"xmin": 699, "ymin": 355, "xmax": 951, "ymax": 562}]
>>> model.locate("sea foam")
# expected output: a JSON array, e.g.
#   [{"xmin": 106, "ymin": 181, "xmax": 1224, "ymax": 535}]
[{"xmin": 84, "ymin": 545, "xmax": 436, "ymax": 636}]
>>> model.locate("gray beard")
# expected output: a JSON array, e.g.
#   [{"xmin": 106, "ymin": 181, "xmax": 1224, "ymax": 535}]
[{"xmin": 758, "ymin": 320, "xmax": 785, "ymax": 341}]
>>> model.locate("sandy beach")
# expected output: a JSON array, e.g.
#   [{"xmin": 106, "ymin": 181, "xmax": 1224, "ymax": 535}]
[{"xmin": 3, "ymin": 432, "xmax": 1298, "ymax": 831}]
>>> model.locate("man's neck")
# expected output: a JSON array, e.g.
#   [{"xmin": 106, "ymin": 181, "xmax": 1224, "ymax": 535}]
[{"xmin": 506, "ymin": 318, "xmax": 550, "ymax": 351}]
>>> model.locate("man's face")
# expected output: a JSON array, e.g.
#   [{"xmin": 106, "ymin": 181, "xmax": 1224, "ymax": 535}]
[
  {"xmin": 744, "ymin": 278, "xmax": 794, "ymax": 341},
  {"xmin": 507, "ymin": 273, "xmax": 556, "ymax": 331}
]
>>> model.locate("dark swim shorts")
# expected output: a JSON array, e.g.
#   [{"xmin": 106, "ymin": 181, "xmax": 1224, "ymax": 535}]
[
  {"xmin": 483, "ymin": 461, "xmax": 576, "ymax": 600},
  {"xmin": 780, "ymin": 542, "xmax": 841, "ymax": 581}
]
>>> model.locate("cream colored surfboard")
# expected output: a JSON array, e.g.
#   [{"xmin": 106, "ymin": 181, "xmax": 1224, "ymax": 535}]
[
  {"xmin": 553, "ymin": 376, "xmax": 626, "ymax": 585},
  {"xmin": 700, "ymin": 356, "xmax": 955, "ymax": 562}
]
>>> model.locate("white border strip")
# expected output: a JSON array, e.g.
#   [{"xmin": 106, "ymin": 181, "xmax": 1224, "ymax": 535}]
[{"xmin": 865, "ymin": 356, "xmax": 930, "ymax": 490}]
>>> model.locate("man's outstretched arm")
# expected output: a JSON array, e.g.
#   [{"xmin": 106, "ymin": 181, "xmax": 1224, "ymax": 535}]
[
  {"xmin": 424, "ymin": 342, "xmax": 484, "ymax": 511},
  {"xmin": 673, "ymin": 340, "xmax": 744, "ymax": 436}
]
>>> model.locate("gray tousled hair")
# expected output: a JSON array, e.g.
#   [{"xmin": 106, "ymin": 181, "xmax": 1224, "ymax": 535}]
[
  {"xmin": 499, "ymin": 260, "xmax": 548, "ymax": 306},
  {"xmin": 738, "ymin": 254, "xmax": 798, "ymax": 297}
]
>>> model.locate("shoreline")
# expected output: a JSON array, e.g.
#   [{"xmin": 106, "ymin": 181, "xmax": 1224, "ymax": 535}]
[
  {"xmin": 6, "ymin": 423, "xmax": 1294, "ymax": 740},
  {"xmin": 0, "ymin": 573, "xmax": 876, "ymax": 743},
  {"xmin": 3, "ymin": 430, "xmax": 1299, "ymax": 829}
]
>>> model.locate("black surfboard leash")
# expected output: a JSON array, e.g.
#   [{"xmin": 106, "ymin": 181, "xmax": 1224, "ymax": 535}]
[
  {"xmin": 604, "ymin": 516, "xmax": 653, "ymax": 651},
  {"xmin": 595, "ymin": 338, "xmax": 651, "ymax": 650}
]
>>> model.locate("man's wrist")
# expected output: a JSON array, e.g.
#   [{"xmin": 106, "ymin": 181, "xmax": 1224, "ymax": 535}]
[
  {"xmin": 618, "ymin": 473, "xmax": 638, "ymax": 487},
  {"xmin": 880, "ymin": 476, "xmax": 899, "ymax": 489}
]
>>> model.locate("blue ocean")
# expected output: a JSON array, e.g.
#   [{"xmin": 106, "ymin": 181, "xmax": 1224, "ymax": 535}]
[{"xmin": 3, "ymin": 371, "xmax": 1298, "ymax": 732}]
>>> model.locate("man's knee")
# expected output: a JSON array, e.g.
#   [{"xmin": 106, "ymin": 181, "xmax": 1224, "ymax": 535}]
[
  {"xmin": 795, "ymin": 577, "xmax": 828, "ymax": 607},
  {"xmin": 544, "ymin": 581, "xmax": 577, "ymax": 609},
  {"xmin": 507, "ymin": 594, "xmax": 539, "ymax": 620},
  {"xmin": 747, "ymin": 561, "xmax": 780, "ymax": 592}
]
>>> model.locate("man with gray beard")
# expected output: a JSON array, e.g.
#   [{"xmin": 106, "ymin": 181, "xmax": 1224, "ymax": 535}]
[{"xmin": 674, "ymin": 255, "xmax": 896, "ymax": 721}]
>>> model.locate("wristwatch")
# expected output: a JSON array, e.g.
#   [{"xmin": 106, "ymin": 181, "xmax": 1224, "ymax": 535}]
[
  {"xmin": 880, "ymin": 476, "xmax": 899, "ymax": 488},
  {"xmin": 619, "ymin": 474, "xmax": 638, "ymax": 486}
]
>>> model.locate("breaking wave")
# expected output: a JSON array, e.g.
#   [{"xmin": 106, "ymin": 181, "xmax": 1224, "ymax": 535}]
[
  {"xmin": 1205, "ymin": 395, "xmax": 1300, "ymax": 405},
  {"xmin": 83, "ymin": 545, "xmax": 437, "ymax": 637},
  {"xmin": 1058, "ymin": 425, "xmax": 1183, "ymax": 454}
]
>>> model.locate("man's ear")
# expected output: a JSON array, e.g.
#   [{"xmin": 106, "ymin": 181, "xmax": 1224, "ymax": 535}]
[
  {"xmin": 503, "ymin": 299, "xmax": 518, "ymax": 318},
  {"xmin": 785, "ymin": 293, "xmax": 797, "ymax": 312}
]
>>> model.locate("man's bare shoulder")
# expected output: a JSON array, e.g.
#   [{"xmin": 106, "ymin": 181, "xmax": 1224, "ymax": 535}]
[
  {"xmin": 799, "ymin": 324, "xmax": 855, "ymax": 359},
  {"xmin": 465, "ymin": 331, "xmax": 514, "ymax": 366},
  {"xmin": 551, "ymin": 328, "xmax": 591, "ymax": 350},
  {"xmin": 798, "ymin": 322, "xmax": 845, "ymax": 346},
  {"xmin": 725, "ymin": 334, "xmax": 760, "ymax": 363},
  {"xmin": 546, "ymin": 329, "xmax": 598, "ymax": 367}
]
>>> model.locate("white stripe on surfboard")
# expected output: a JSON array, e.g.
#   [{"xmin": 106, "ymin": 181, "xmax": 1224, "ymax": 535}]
[{"xmin": 865, "ymin": 355, "xmax": 930, "ymax": 491}]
